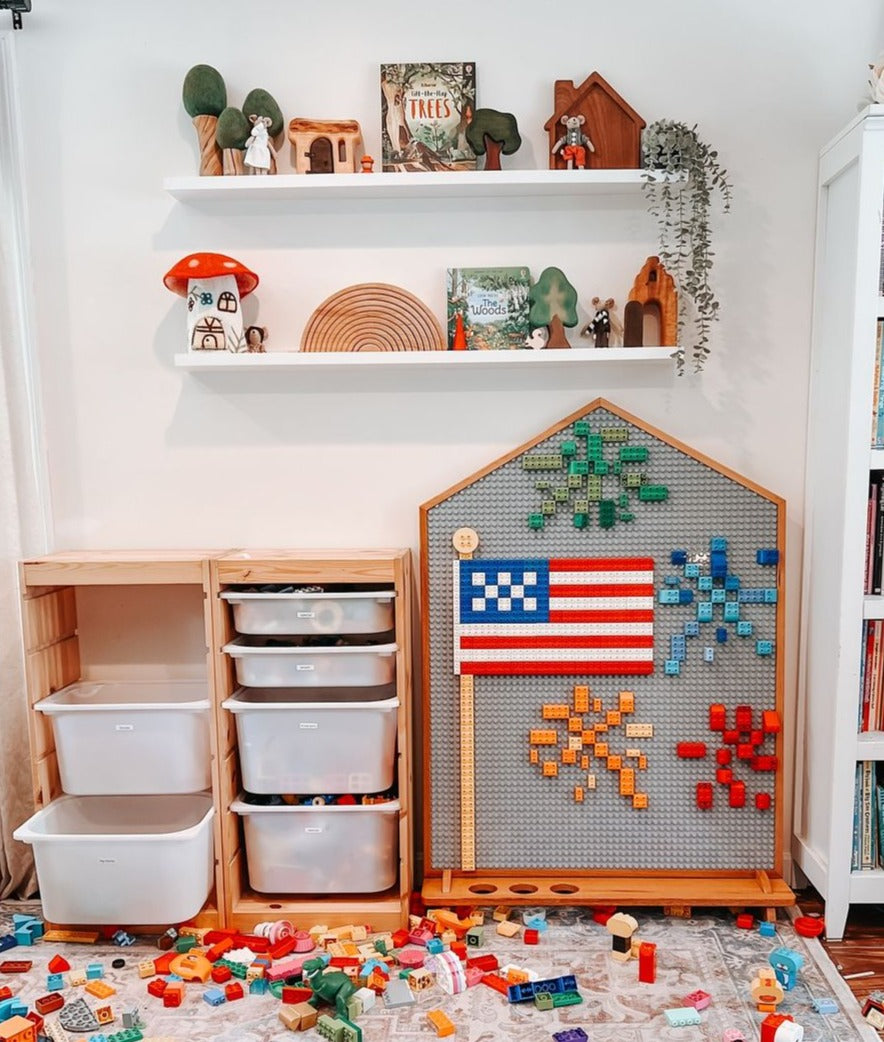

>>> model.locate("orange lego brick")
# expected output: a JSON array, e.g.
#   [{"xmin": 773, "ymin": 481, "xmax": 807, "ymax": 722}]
[
  {"xmin": 762, "ymin": 710, "xmax": 781, "ymax": 733},
  {"xmin": 568, "ymin": 716, "xmax": 583, "ymax": 732},
  {"xmin": 580, "ymin": 754, "xmax": 589, "ymax": 769},
  {"xmin": 626, "ymin": 722, "xmax": 653, "ymax": 738},
  {"xmin": 574, "ymin": 786, "xmax": 584, "ymax": 802},
  {"xmin": 529, "ymin": 748, "xmax": 539, "ymax": 764},
  {"xmin": 619, "ymin": 768, "xmax": 635, "ymax": 795},
  {"xmin": 427, "ymin": 1008, "xmax": 455, "ymax": 1036},
  {"xmin": 506, "ymin": 967, "xmax": 529, "ymax": 983},
  {"xmin": 561, "ymin": 748, "xmax": 577, "ymax": 764},
  {"xmin": 638, "ymin": 755, "xmax": 647, "ymax": 770},
  {"xmin": 542, "ymin": 761, "xmax": 558, "ymax": 777},
  {"xmin": 85, "ymin": 980, "xmax": 115, "ymax": 999},
  {"xmin": 594, "ymin": 742, "xmax": 608, "ymax": 758},
  {"xmin": 593, "ymin": 698, "xmax": 602, "ymax": 712},
  {"xmin": 586, "ymin": 774, "xmax": 597, "ymax": 789},
  {"xmin": 619, "ymin": 690, "xmax": 635, "ymax": 713},
  {"xmin": 529, "ymin": 729, "xmax": 558, "ymax": 745},
  {"xmin": 606, "ymin": 710, "xmax": 621, "ymax": 726},
  {"xmin": 607, "ymin": 755, "xmax": 622, "ymax": 770},
  {"xmin": 542, "ymin": 704, "xmax": 570, "ymax": 719},
  {"xmin": 581, "ymin": 730, "xmax": 595, "ymax": 744},
  {"xmin": 633, "ymin": 792, "xmax": 649, "ymax": 808},
  {"xmin": 573, "ymin": 685, "xmax": 589, "ymax": 712}
]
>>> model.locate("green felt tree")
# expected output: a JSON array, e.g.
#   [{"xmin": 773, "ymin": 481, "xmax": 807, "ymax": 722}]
[
  {"xmin": 242, "ymin": 88, "xmax": 284, "ymax": 139},
  {"xmin": 466, "ymin": 108, "xmax": 522, "ymax": 171},
  {"xmin": 528, "ymin": 267, "xmax": 579, "ymax": 348},
  {"xmin": 216, "ymin": 107, "xmax": 251, "ymax": 174},
  {"xmin": 182, "ymin": 64, "xmax": 227, "ymax": 176}
]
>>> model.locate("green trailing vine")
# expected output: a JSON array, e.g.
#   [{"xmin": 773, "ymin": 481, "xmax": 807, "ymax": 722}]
[{"xmin": 642, "ymin": 121, "xmax": 732, "ymax": 374}]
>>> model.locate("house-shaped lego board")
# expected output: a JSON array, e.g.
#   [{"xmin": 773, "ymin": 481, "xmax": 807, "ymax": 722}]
[{"xmin": 420, "ymin": 399, "xmax": 790, "ymax": 909}]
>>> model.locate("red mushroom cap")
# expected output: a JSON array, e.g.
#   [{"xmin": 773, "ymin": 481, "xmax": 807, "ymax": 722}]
[{"xmin": 163, "ymin": 252, "xmax": 259, "ymax": 297}]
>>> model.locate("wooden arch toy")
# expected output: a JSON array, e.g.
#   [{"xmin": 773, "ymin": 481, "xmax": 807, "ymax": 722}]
[{"xmin": 300, "ymin": 283, "xmax": 445, "ymax": 352}]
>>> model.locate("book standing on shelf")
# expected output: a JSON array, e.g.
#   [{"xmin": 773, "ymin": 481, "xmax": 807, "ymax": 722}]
[
  {"xmin": 446, "ymin": 267, "xmax": 532, "ymax": 350},
  {"xmin": 380, "ymin": 62, "xmax": 477, "ymax": 172},
  {"xmin": 853, "ymin": 761, "xmax": 863, "ymax": 871},
  {"xmin": 873, "ymin": 320, "xmax": 884, "ymax": 446}
]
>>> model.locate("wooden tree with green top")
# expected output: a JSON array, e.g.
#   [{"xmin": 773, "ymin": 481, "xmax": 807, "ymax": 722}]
[
  {"xmin": 528, "ymin": 267, "xmax": 579, "ymax": 348},
  {"xmin": 466, "ymin": 108, "xmax": 522, "ymax": 171},
  {"xmin": 182, "ymin": 64, "xmax": 227, "ymax": 176}
]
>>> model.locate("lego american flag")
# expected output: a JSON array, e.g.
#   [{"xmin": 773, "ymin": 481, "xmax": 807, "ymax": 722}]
[{"xmin": 454, "ymin": 557, "xmax": 655, "ymax": 676}]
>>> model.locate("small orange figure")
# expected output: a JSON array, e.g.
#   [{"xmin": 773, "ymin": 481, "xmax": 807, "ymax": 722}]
[{"xmin": 360, "ymin": 154, "xmax": 374, "ymax": 173}]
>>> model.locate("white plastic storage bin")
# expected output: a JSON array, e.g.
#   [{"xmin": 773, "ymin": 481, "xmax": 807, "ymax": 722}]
[
  {"xmin": 223, "ymin": 636, "xmax": 397, "ymax": 688},
  {"xmin": 222, "ymin": 689, "xmax": 399, "ymax": 793},
  {"xmin": 221, "ymin": 587, "xmax": 395, "ymax": 636},
  {"xmin": 13, "ymin": 793, "xmax": 214, "ymax": 924},
  {"xmin": 33, "ymin": 681, "xmax": 211, "ymax": 795},
  {"xmin": 231, "ymin": 796, "xmax": 399, "ymax": 894}
]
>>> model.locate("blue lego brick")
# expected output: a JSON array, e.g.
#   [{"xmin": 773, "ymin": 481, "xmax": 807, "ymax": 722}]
[
  {"xmin": 723, "ymin": 602, "xmax": 740, "ymax": 622},
  {"xmin": 664, "ymin": 575, "xmax": 681, "ymax": 586},
  {"xmin": 715, "ymin": 627, "xmax": 728, "ymax": 644},
  {"xmin": 758, "ymin": 921, "xmax": 777, "ymax": 937},
  {"xmin": 425, "ymin": 938, "xmax": 444, "ymax": 954},
  {"xmin": 685, "ymin": 563, "xmax": 700, "ymax": 578},
  {"xmin": 87, "ymin": 963, "xmax": 104, "ymax": 979},
  {"xmin": 553, "ymin": 1030, "xmax": 589, "ymax": 1042},
  {"xmin": 665, "ymin": 1007, "xmax": 702, "ymax": 1026},
  {"xmin": 756, "ymin": 548, "xmax": 780, "ymax": 565},
  {"xmin": 203, "ymin": 988, "xmax": 226, "ymax": 1006},
  {"xmin": 738, "ymin": 588, "xmax": 765, "ymax": 603},
  {"xmin": 671, "ymin": 635, "xmax": 686, "ymax": 659},
  {"xmin": 678, "ymin": 589, "xmax": 694, "ymax": 604},
  {"xmin": 710, "ymin": 553, "xmax": 728, "ymax": 578},
  {"xmin": 812, "ymin": 997, "xmax": 838, "ymax": 1014},
  {"xmin": 737, "ymin": 620, "xmax": 753, "ymax": 636},
  {"xmin": 755, "ymin": 640, "xmax": 774, "ymax": 656},
  {"xmin": 0, "ymin": 935, "xmax": 16, "ymax": 952},
  {"xmin": 703, "ymin": 647, "xmax": 715, "ymax": 662},
  {"xmin": 709, "ymin": 537, "xmax": 728, "ymax": 551},
  {"xmin": 249, "ymin": 977, "xmax": 268, "ymax": 995},
  {"xmin": 763, "ymin": 588, "xmax": 778, "ymax": 603},
  {"xmin": 47, "ymin": 972, "xmax": 65, "ymax": 990},
  {"xmin": 671, "ymin": 550, "xmax": 687, "ymax": 565},
  {"xmin": 664, "ymin": 659, "xmax": 681, "ymax": 675},
  {"xmin": 658, "ymin": 589, "xmax": 681, "ymax": 604},
  {"xmin": 697, "ymin": 602, "xmax": 713, "ymax": 622},
  {"xmin": 725, "ymin": 574, "xmax": 741, "ymax": 589},
  {"xmin": 711, "ymin": 588, "xmax": 726, "ymax": 603},
  {"xmin": 698, "ymin": 575, "xmax": 713, "ymax": 591},
  {"xmin": 684, "ymin": 620, "xmax": 700, "ymax": 637}
]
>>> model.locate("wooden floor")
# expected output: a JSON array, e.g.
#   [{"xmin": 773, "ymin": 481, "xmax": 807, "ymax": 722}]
[{"xmin": 797, "ymin": 886, "xmax": 884, "ymax": 1019}]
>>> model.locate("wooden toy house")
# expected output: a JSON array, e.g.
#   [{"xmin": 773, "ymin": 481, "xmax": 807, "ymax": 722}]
[
  {"xmin": 544, "ymin": 72, "xmax": 645, "ymax": 169},
  {"xmin": 287, "ymin": 118, "xmax": 364, "ymax": 173}
]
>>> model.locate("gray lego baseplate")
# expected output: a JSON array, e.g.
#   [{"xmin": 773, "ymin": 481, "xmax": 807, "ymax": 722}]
[{"xmin": 422, "ymin": 402, "xmax": 783, "ymax": 871}]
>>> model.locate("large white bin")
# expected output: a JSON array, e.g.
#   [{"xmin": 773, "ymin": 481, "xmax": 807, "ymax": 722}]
[
  {"xmin": 34, "ymin": 681, "xmax": 211, "ymax": 795},
  {"xmin": 222, "ymin": 689, "xmax": 399, "ymax": 793},
  {"xmin": 221, "ymin": 587, "xmax": 395, "ymax": 636},
  {"xmin": 223, "ymin": 636, "xmax": 397, "ymax": 688},
  {"xmin": 231, "ymin": 796, "xmax": 399, "ymax": 894},
  {"xmin": 13, "ymin": 793, "xmax": 214, "ymax": 925}
]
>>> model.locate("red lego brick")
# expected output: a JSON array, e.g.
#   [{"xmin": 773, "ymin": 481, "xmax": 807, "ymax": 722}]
[
  {"xmin": 676, "ymin": 742, "xmax": 707, "ymax": 759},
  {"xmin": 202, "ymin": 929, "xmax": 237, "ymax": 944},
  {"xmin": 281, "ymin": 985, "xmax": 313, "ymax": 1004},
  {"xmin": 716, "ymin": 768, "xmax": 733, "ymax": 785},
  {"xmin": 25, "ymin": 1010, "xmax": 44, "ymax": 1034},
  {"xmin": 47, "ymin": 955, "xmax": 70, "ymax": 973},
  {"xmin": 734, "ymin": 705, "xmax": 753, "ymax": 731},
  {"xmin": 481, "ymin": 972, "xmax": 509, "ymax": 995},
  {"xmin": 708, "ymin": 703, "xmax": 726, "ymax": 730},
  {"xmin": 449, "ymin": 941, "xmax": 467, "ymax": 960},
  {"xmin": 329, "ymin": 957, "xmax": 360, "ymax": 968},
  {"xmin": 0, "ymin": 986, "xmax": 11, "ymax": 1001},
  {"xmin": 269, "ymin": 937, "xmax": 296, "ymax": 961},
  {"xmin": 750, "ymin": 729, "xmax": 765, "ymax": 746},
  {"xmin": 592, "ymin": 905, "xmax": 617, "ymax": 925},
  {"xmin": 716, "ymin": 748, "xmax": 732, "ymax": 765},
  {"xmin": 523, "ymin": 929, "xmax": 539, "ymax": 944},
  {"xmin": 735, "ymin": 913, "xmax": 755, "ymax": 929},
  {"xmin": 751, "ymin": 756, "xmax": 778, "ymax": 772},
  {"xmin": 466, "ymin": 954, "xmax": 499, "ymax": 972},
  {"xmin": 391, "ymin": 929, "xmax": 409, "ymax": 948},
  {"xmin": 729, "ymin": 780, "xmax": 746, "ymax": 807},
  {"xmin": 205, "ymin": 938, "xmax": 233, "ymax": 962},
  {"xmin": 755, "ymin": 792, "xmax": 772, "ymax": 811},
  {"xmin": 35, "ymin": 993, "xmax": 65, "ymax": 1015},
  {"xmin": 210, "ymin": 966, "xmax": 232, "ymax": 984},
  {"xmin": 0, "ymin": 961, "xmax": 32, "ymax": 973},
  {"xmin": 696, "ymin": 782, "xmax": 713, "ymax": 809},
  {"xmin": 722, "ymin": 729, "xmax": 740, "ymax": 745},
  {"xmin": 638, "ymin": 941, "xmax": 656, "ymax": 983},
  {"xmin": 163, "ymin": 990, "xmax": 183, "ymax": 1007},
  {"xmin": 224, "ymin": 982, "xmax": 244, "ymax": 1001},
  {"xmin": 233, "ymin": 933, "xmax": 268, "ymax": 951},
  {"xmin": 761, "ymin": 1013, "xmax": 793, "ymax": 1042},
  {"xmin": 153, "ymin": 952, "xmax": 176, "ymax": 974},
  {"xmin": 737, "ymin": 743, "xmax": 754, "ymax": 760},
  {"xmin": 147, "ymin": 978, "xmax": 168, "ymax": 998},
  {"xmin": 762, "ymin": 710, "xmax": 781, "ymax": 734}
]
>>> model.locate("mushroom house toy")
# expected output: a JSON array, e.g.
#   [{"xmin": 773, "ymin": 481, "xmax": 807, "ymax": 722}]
[{"xmin": 163, "ymin": 252, "xmax": 259, "ymax": 353}]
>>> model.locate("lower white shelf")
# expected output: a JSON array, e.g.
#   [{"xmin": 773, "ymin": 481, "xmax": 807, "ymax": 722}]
[
  {"xmin": 849, "ymin": 867, "xmax": 884, "ymax": 902},
  {"xmin": 174, "ymin": 347, "xmax": 675, "ymax": 372}
]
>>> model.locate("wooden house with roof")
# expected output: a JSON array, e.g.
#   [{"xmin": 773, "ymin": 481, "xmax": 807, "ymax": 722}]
[{"xmin": 544, "ymin": 72, "xmax": 645, "ymax": 169}]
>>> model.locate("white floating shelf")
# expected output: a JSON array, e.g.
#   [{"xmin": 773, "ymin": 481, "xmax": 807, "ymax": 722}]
[
  {"xmin": 856, "ymin": 732, "xmax": 884, "ymax": 760},
  {"xmin": 164, "ymin": 169, "xmax": 663, "ymax": 203},
  {"xmin": 174, "ymin": 347, "xmax": 675, "ymax": 372}
]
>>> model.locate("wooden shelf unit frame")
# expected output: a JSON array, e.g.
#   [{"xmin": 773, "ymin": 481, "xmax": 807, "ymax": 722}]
[
  {"xmin": 210, "ymin": 549, "xmax": 414, "ymax": 932},
  {"xmin": 18, "ymin": 549, "xmax": 231, "ymax": 930}
]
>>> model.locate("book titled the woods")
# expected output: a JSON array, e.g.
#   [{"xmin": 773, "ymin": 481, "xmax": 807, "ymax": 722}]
[
  {"xmin": 447, "ymin": 267, "xmax": 532, "ymax": 350},
  {"xmin": 381, "ymin": 62, "xmax": 476, "ymax": 172}
]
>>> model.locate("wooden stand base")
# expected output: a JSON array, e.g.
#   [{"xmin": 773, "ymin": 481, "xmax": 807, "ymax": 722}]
[{"xmin": 422, "ymin": 872, "xmax": 794, "ymax": 917}]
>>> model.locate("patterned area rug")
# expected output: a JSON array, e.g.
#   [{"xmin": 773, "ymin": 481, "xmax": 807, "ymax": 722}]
[{"xmin": 0, "ymin": 902, "xmax": 878, "ymax": 1042}]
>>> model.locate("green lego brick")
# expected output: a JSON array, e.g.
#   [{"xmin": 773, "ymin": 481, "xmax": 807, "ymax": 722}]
[
  {"xmin": 560, "ymin": 440, "xmax": 577, "ymax": 457},
  {"xmin": 600, "ymin": 426, "xmax": 629, "ymax": 441},
  {"xmin": 572, "ymin": 420, "xmax": 590, "ymax": 436},
  {"xmin": 523, "ymin": 454, "xmax": 564, "ymax": 470},
  {"xmin": 527, "ymin": 513, "xmax": 545, "ymax": 530},
  {"xmin": 567, "ymin": 473, "xmax": 585, "ymax": 489},
  {"xmin": 619, "ymin": 512, "xmax": 635, "ymax": 522},
  {"xmin": 623, "ymin": 471, "xmax": 645, "ymax": 488},
  {"xmin": 534, "ymin": 991, "xmax": 554, "ymax": 1010},
  {"xmin": 592, "ymin": 459, "xmax": 609, "ymax": 475},
  {"xmin": 573, "ymin": 513, "xmax": 589, "ymax": 529},
  {"xmin": 534, "ymin": 479, "xmax": 551, "ymax": 491},
  {"xmin": 620, "ymin": 445, "xmax": 649, "ymax": 462},
  {"xmin": 568, "ymin": 459, "xmax": 589, "ymax": 475},
  {"xmin": 638, "ymin": 484, "xmax": 669, "ymax": 501},
  {"xmin": 599, "ymin": 501, "xmax": 616, "ymax": 528},
  {"xmin": 541, "ymin": 500, "xmax": 556, "ymax": 516},
  {"xmin": 552, "ymin": 991, "xmax": 584, "ymax": 1007},
  {"xmin": 553, "ymin": 487, "xmax": 570, "ymax": 502}
]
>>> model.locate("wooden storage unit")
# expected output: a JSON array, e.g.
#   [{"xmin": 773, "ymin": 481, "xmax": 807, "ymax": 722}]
[
  {"xmin": 19, "ymin": 547, "xmax": 414, "ymax": 933},
  {"xmin": 211, "ymin": 549, "xmax": 414, "ymax": 932},
  {"xmin": 19, "ymin": 549, "xmax": 229, "ymax": 929},
  {"xmin": 793, "ymin": 105, "xmax": 884, "ymax": 939}
]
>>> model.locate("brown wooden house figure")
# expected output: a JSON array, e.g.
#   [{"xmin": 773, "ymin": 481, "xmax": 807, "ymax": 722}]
[
  {"xmin": 625, "ymin": 256, "xmax": 678, "ymax": 347},
  {"xmin": 544, "ymin": 72, "xmax": 645, "ymax": 170},
  {"xmin": 287, "ymin": 119, "xmax": 364, "ymax": 174}
]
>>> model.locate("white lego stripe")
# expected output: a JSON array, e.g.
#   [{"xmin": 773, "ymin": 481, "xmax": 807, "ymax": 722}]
[
  {"xmin": 549, "ymin": 570, "xmax": 654, "ymax": 584},
  {"xmin": 549, "ymin": 596, "xmax": 655, "ymax": 610},
  {"xmin": 456, "ymin": 622, "xmax": 654, "ymax": 636},
  {"xmin": 456, "ymin": 646, "xmax": 654, "ymax": 662}
]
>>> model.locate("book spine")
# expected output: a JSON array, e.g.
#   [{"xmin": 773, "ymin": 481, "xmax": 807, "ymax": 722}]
[
  {"xmin": 877, "ymin": 778, "xmax": 884, "ymax": 868},
  {"xmin": 862, "ymin": 760, "xmax": 875, "ymax": 869},
  {"xmin": 853, "ymin": 762, "xmax": 862, "ymax": 871},
  {"xmin": 861, "ymin": 620, "xmax": 872, "ymax": 731},
  {"xmin": 876, "ymin": 320, "xmax": 884, "ymax": 446},
  {"xmin": 873, "ymin": 323, "xmax": 882, "ymax": 446},
  {"xmin": 874, "ymin": 476, "xmax": 884, "ymax": 595},
  {"xmin": 867, "ymin": 475, "xmax": 878, "ymax": 594},
  {"xmin": 871, "ymin": 621, "xmax": 882, "ymax": 732}
]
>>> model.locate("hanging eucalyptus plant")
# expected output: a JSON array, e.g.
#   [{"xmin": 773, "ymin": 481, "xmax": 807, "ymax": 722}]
[{"xmin": 641, "ymin": 120, "xmax": 732, "ymax": 374}]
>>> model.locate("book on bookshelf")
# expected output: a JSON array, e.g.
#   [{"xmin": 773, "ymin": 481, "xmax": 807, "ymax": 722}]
[
  {"xmin": 860, "ymin": 759, "xmax": 878, "ymax": 869},
  {"xmin": 867, "ymin": 473, "xmax": 879, "ymax": 594},
  {"xmin": 873, "ymin": 320, "xmax": 884, "ymax": 446},
  {"xmin": 874, "ymin": 473, "xmax": 884, "ymax": 596},
  {"xmin": 380, "ymin": 62, "xmax": 477, "ymax": 172},
  {"xmin": 877, "ymin": 776, "xmax": 884, "ymax": 868},
  {"xmin": 446, "ymin": 266, "xmax": 532, "ymax": 350},
  {"xmin": 853, "ymin": 761, "xmax": 862, "ymax": 870}
]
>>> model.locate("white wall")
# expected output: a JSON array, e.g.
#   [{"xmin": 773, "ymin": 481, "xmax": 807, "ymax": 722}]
[{"xmin": 10, "ymin": 0, "xmax": 884, "ymax": 871}]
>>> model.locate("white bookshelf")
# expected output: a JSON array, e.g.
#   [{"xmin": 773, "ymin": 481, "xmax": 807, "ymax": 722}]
[{"xmin": 793, "ymin": 104, "xmax": 884, "ymax": 939}]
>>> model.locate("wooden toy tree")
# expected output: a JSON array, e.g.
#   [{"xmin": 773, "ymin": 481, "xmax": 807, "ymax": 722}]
[
  {"xmin": 528, "ymin": 267, "xmax": 579, "ymax": 348},
  {"xmin": 182, "ymin": 64, "xmax": 227, "ymax": 176},
  {"xmin": 466, "ymin": 108, "xmax": 522, "ymax": 171}
]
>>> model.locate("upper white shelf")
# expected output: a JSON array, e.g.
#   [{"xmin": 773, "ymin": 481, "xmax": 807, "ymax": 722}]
[
  {"xmin": 164, "ymin": 169, "xmax": 662, "ymax": 204},
  {"xmin": 174, "ymin": 347, "xmax": 674, "ymax": 372}
]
